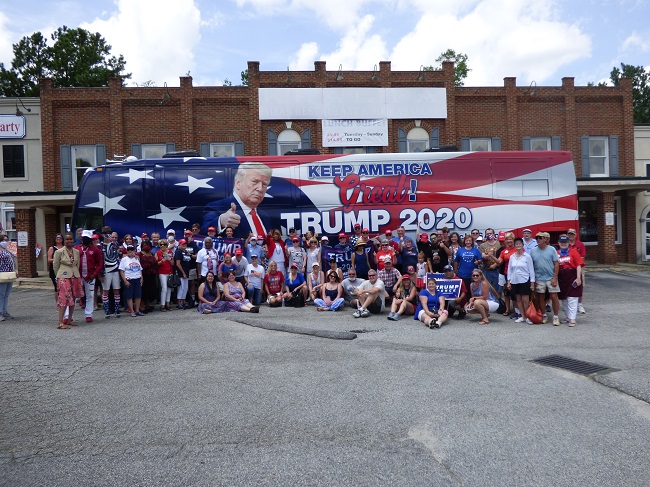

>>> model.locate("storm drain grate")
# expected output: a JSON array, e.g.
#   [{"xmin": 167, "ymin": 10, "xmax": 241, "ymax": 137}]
[{"xmin": 531, "ymin": 354, "xmax": 617, "ymax": 376}]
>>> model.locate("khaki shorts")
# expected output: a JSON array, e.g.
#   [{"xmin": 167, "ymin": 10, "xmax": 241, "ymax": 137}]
[
  {"xmin": 103, "ymin": 271, "xmax": 121, "ymax": 290},
  {"xmin": 535, "ymin": 280, "xmax": 560, "ymax": 294}
]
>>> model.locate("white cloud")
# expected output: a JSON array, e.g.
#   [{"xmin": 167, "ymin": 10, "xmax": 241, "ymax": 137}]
[
  {"xmin": 390, "ymin": 0, "xmax": 591, "ymax": 85},
  {"xmin": 289, "ymin": 42, "xmax": 319, "ymax": 70},
  {"xmin": 622, "ymin": 32, "xmax": 650, "ymax": 53},
  {"xmin": 81, "ymin": 0, "xmax": 202, "ymax": 86},
  {"xmin": 0, "ymin": 12, "xmax": 14, "ymax": 65}
]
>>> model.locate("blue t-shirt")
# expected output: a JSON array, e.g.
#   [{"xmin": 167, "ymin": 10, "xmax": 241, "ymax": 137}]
[
  {"xmin": 454, "ymin": 247, "xmax": 482, "ymax": 278},
  {"xmin": 414, "ymin": 289, "xmax": 443, "ymax": 319},
  {"xmin": 401, "ymin": 246, "xmax": 419, "ymax": 270},
  {"xmin": 285, "ymin": 272, "xmax": 305, "ymax": 292},
  {"xmin": 530, "ymin": 245, "xmax": 559, "ymax": 281}
]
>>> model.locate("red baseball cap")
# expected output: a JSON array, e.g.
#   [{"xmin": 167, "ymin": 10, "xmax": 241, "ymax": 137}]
[
  {"xmin": 338, "ymin": 232, "xmax": 346, "ymax": 238},
  {"xmin": 235, "ymin": 248, "xmax": 243, "ymax": 255},
  {"xmin": 257, "ymin": 235, "xmax": 265, "ymax": 240},
  {"xmin": 385, "ymin": 230, "xmax": 392, "ymax": 235},
  {"xmin": 207, "ymin": 227, "xmax": 216, "ymax": 232},
  {"xmin": 354, "ymin": 223, "xmax": 361, "ymax": 229},
  {"xmin": 498, "ymin": 231, "xmax": 506, "ymax": 241},
  {"xmin": 362, "ymin": 228, "xmax": 369, "ymax": 233},
  {"xmin": 184, "ymin": 230, "xmax": 192, "ymax": 235},
  {"xmin": 292, "ymin": 237, "xmax": 300, "ymax": 242},
  {"xmin": 419, "ymin": 233, "xmax": 428, "ymax": 241},
  {"xmin": 178, "ymin": 239, "xmax": 187, "ymax": 245}
]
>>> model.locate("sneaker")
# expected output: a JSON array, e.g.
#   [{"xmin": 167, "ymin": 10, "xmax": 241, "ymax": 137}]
[
  {"xmin": 579, "ymin": 304, "xmax": 586, "ymax": 314},
  {"xmin": 361, "ymin": 309, "xmax": 370, "ymax": 318},
  {"xmin": 131, "ymin": 312, "xmax": 137, "ymax": 317},
  {"xmin": 433, "ymin": 320, "xmax": 442, "ymax": 329},
  {"xmin": 553, "ymin": 316, "xmax": 560, "ymax": 326},
  {"xmin": 0, "ymin": 316, "xmax": 5, "ymax": 322},
  {"xmin": 353, "ymin": 310, "xmax": 362, "ymax": 318},
  {"xmin": 394, "ymin": 313, "xmax": 402, "ymax": 321},
  {"xmin": 105, "ymin": 314, "xmax": 110, "ymax": 319},
  {"xmin": 3, "ymin": 312, "xmax": 13, "ymax": 319},
  {"xmin": 387, "ymin": 313, "xmax": 396, "ymax": 321},
  {"xmin": 85, "ymin": 317, "xmax": 93, "ymax": 323},
  {"xmin": 136, "ymin": 311, "xmax": 145, "ymax": 316},
  {"xmin": 525, "ymin": 318, "xmax": 534, "ymax": 325},
  {"xmin": 456, "ymin": 310, "xmax": 466, "ymax": 320},
  {"xmin": 115, "ymin": 312, "xmax": 121, "ymax": 318},
  {"xmin": 428, "ymin": 318, "xmax": 436, "ymax": 328},
  {"xmin": 542, "ymin": 315, "xmax": 548, "ymax": 324},
  {"xmin": 514, "ymin": 317, "xmax": 525, "ymax": 323}
]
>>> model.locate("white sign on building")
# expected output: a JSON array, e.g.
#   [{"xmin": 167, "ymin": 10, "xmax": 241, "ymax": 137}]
[
  {"xmin": 322, "ymin": 119, "xmax": 388, "ymax": 147},
  {"xmin": 0, "ymin": 115, "xmax": 26, "ymax": 138}
]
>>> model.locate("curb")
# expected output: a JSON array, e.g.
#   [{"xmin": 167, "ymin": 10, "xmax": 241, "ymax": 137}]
[{"xmin": 230, "ymin": 316, "xmax": 358, "ymax": 340}]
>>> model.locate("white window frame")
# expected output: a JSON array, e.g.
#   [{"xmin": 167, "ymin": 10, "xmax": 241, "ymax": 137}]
[
  {"xmin": 142, "ymin": 144, "xmax": 167, "ymax": 159},
  {"xmin": 210, "ymin": 143, "xmax": 235, "ymax": 158},
  {"xmin": 587, "ymin": 136, "xmax": 609, "ymax": 177},
  {"xmin": 530, "ymin": 137, "xmax": 551, "ymax": 151},
  {"xmin": 614, "ymin": 195, "xmax": 622, "ymax": 244},
  {"xmin": 407, "ymin": 127, "xmax": 429, "ymax": 153},
  {"xmin": 469, "ymin": 138, "xmax": 491, "ymax": 151},
  {"xmin": 71, "ymin": 145, "xmax": 98, "ymax": 190},
  {"xmin": 277, "ymin": 129, "xmax": 301, "ymax": 155}
]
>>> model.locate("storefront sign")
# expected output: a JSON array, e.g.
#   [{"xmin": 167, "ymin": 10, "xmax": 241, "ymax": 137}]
[
  {"xmin": 322, "ymin": 119, "xmax": 388, "ymax": 147},
  {"xmin": 17, "ymin": 231, "xmax": 28, "ymax": 247},
  {"xmin": 0, "ymin": 115, "xmax": 26, "ymax": 138}
]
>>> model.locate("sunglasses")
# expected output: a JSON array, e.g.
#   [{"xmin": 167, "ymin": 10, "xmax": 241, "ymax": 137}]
[
  {"xmin": 368, "ymin": 274, "xmax": 377, "ymax": 277},
  {"xmin": 535, "ymin": 236, "xmax": 544, "ymax": 240},
  {"xmin": 472, "ymin": 274, "xmax": 480, "ymax": 277}
]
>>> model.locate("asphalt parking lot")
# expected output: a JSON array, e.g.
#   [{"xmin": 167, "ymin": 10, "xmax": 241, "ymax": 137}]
[{"xmin": 1, "ymin": 268, "xmax": 650, "ymax": 486}]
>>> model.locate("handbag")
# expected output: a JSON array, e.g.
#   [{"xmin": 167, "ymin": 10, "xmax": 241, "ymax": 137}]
[
  {"xmin": 167, "ymin": 273, "xmax": 180, "ymax": 289},
  {"xmin": 0, "ymin": 271, "xmax": 17, "ymax": 282},
  {"xmin": 525, "ymin": 301, "xmax": 543, "ymax": 324},
  {"xmin": 496, "ymin": 298, "xmax": 507, "ymax": 314}
]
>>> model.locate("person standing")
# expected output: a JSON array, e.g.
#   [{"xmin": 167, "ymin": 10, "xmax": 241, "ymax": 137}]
[
  {"xmin": 506, "ymin": 238, "xmax": 536, "ymax": 324},
  {"xmin": 567, "ymin": 227, "xmax": 587, "ymax": 314},
  {"xmin": 522, "ymin": 228, "xmax": 538, "ymax": 254},
  {"xmin": 119, "ymin": 245, "xmax": 144, "ymax": 318},
  {"xmin": 0, "ymin": 235, "xmax": 17, "ymax": 321},
  {"xmin": 53, "ymin": 232, "xmax": 83, "ymax": 329},
  {"xmin": 479, "ymin": 228, "xmax": 501, "ymax": 293},
  {"xmin": 196, "ymin": 236, "xmax": 219, "ymax": 283},
  {"xmin": 174, "ymin": 239, "xmax": 192, "ymax": 309},
  {"xmin": 74, "ymin": 231, "xmax": 103, "ymax": 323},
  {"xmin": 557, "ymin": 234, "xmax": 583, "ymax": 327},
  {"xmin": 232, "ymin": 249, "xmax": 249, "ymax": 286},
  {"xmin": 245, "ymin": 254, "xmax": 265, "ymax": 306},
  {"xmin": 100, "ymin": 230, "xmax": 122, "ymax": 319},
  {"xmin": 47, "ymin": 234, "xmax": 64, "ymax": 298},
  {"xmin": 530, "ymin": 232, "xmax": 560, "ymax": 326},
  {"xmin": 454, "ymin": 234, "xmax": 483, "ymax": 292}
]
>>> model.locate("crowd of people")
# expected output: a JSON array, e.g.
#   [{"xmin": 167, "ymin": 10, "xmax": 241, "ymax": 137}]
[{"xmin": 36, "ymin": 222, "xmax": 586, "ymax": 330}]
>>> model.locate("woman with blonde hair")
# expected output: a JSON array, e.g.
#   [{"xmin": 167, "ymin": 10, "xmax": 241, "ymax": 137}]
[{"xmin": 465, "ymin": 269, "xmax": 500, "ymax": 325}]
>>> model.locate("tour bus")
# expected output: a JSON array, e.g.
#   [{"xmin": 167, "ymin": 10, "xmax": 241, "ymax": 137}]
[{"xmin": 72, "ymin": 151, "xmax": 578, "ymax": 243}]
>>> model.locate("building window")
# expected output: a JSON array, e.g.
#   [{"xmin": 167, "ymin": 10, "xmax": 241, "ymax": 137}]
[
  {"xmin": 277, "ymin": 129, "xmax": 301, "ymax": 155},
  {"xmin": 71, "ymin": 145, "xmax": 98, "ymax": 189},
  {"xmin": 142, "ymin": 144, "xmax": 166, "ymax": 159},
  {"xmin": 530, "ymin": 137, "xmax": 551, "ymax": 151},
  {"xmin": 2, "ymin": 145, "xmax": 25, "ymax": 178},
  {"xmin": 342, "ymin": 147, "xmax": 368, "ymax": 154},
  {"xmin": 586, "ymin": 137, "xmax": 609, "ymax": 177},
  {"xmin": 407, "ymin": 127, "xmax": 429, "ymax": 152},
  {"xmin": 579, "ymin": 196, "xmax": 622, "ymax": 246},
  {"xmin": 210, "ymin": 143, "xmax": 235, "ymax": 157},
  {"xmin": 469, "ymin": 138, "xmax": 491, "ymax": 151}
]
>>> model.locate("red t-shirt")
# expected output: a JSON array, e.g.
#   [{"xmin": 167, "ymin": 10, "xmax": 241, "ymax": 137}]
[
  {"xmin": 500, "ymin": 247, "xmax": 517, "ymax": 275},
  {"xmin": 557, "ymin": 248, "xmax": 582, "ymax": 270},
  {"xmin": 569, "ymin": 240, "xmax": 586, "ymax": 265},
  {"xmin": 264, "ymin": 272, "xmax": 285, "ymax": 294},
  {"xmin": 156, "ymin": 250, "xmax": 174, "ymax": 274},
  {"xmin": 376, "ymin": 249, "xmax": 395, "ymax": 270}
]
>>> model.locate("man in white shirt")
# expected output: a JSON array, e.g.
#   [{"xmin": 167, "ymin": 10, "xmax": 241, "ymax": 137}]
[
  {"xmin": 233, "ymin": 249, "xmax": 249, "ymax": 285},
  {"xmin": 341, "ymin": 268, "xmax": 365, "ymax": 308},
  {"xmin": 245, "ymin": 254, "xmax": 265, "ymax": 305},
  {"xmin": 196, "ymin": 236, "xmax": 218, "ymax": 282},
  {"xmin": 352, "ymin": 270, "xmax": 386, "ymax": 318}
]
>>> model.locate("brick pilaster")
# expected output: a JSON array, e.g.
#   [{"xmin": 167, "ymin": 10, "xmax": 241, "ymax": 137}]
[{"xmin": 15, "ymin": 208, "xmax": 37, "ymax": 277}]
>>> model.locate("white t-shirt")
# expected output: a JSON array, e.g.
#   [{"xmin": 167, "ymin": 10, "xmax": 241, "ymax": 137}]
[
  {"xmin": 196, "ymin": 247, "xmax": 218, "ymax": 277},
  {"xmin": 118, "ymin": 256, "xmax": 142, "ymax": 280},
  {"xmin": 358, "ymin": 278, "xmax": 386, "ymax": 311},
  {"xmin": 341, "ymin": 277, "xmax": 365, "ymax": 302},
  {"xmin": 245, "ymin": 263, "xmax": 265, "ymax": 289}
]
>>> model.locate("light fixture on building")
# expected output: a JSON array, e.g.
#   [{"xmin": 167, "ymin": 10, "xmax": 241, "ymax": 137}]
[
  {"xmin": 285, "ymin": 67, "xmax": 292, "ymax": 85},
  {"xmin": 416, "ymin": 65, "xmax": 425, "ymax": 81},
  {"xmin": 161, "ymin": 82, "xmax": 171, "ymax": 104},
  {"xmin": 15, "ymin": 98, "xmax": 32, "ymax": 116},
  {"xmin": 336, "ymin": 64, "xmax": 344, "ymax": 81},
  {"xmin": 525, "ymin": 80, "xmax": 537, "ymax": 96},
  {"xmin": 371, "ymin": 64, "xmax": 378, "ymax": 81}
]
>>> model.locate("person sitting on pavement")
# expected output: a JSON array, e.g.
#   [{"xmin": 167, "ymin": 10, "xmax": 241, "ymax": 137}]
[
  {"xmin": 352, "ymin": 270, "xmax": 386, "ymax": 318},
  {"xmin": 341, "ymin": 268, "xmax": 365, "ymax": 308},
  {"xmin": 414, "ymin": 278, "xmax": 448, "ymax": 329},
  {"xmin": 197, "ymin": 271, "xmax": 222, "ymax": 314},
  {"xmin": 441, "ymin": 264, "xmax": 468, "ymax": 319},
  {"xmin": 307, "ymin": 262, "xmax": 325, "ymax": 302},
  {"xmin": 326, "ymin": 256, "xmax": 345, "ymax": 283},
  {"xmin": 283, "ymin": 263, "xmax": 308, "ymax": 306},
  {"xmin": 387, "ymin": 273, "xmax": 418, "ymax": 321},
  {"xmin": 314, "ymin": 271, "xmax": 345, "ymax": 312},
  {"xmin": 465, "ymin": 269, "xmax": 499, "ymax": 325},
  {"xmin": 263, "ymin": 261, "xmax": 285, "ymax": 307},
  {"xmin": 221, "ymin": 270, "xmax": 259, "ymax": 313}
]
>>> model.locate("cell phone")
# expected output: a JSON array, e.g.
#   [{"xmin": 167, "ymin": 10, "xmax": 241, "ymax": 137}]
[{"xmin": 571, "ymin": 280, "xmax": 578, "ymax": 288}]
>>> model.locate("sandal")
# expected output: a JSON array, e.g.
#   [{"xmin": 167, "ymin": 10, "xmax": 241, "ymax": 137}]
[
  {"xmin": 502, "ymin": 311, "xmax": 510, "ymax": 316},
  {"xmin": 57, "ymin": 323, "xmax": 70, "ymax": 329},
  {"xmin": 66, "ymin": 319, "xmax": 78, "ymax": 326},
  {"xmin": 478, "ymin": 319, "xmax": 490, "ymax": 325},
  {"xmin": 568, "ymin": 321, "xmax": 576, "ymax": 327}
]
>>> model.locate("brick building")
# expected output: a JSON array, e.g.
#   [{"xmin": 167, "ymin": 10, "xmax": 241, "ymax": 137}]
[{"xmin": 2, "ymin": 60, "xmax": 648, "ymax": 276}]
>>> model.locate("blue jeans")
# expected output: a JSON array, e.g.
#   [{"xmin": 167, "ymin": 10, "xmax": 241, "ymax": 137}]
[
  {"xmin": 246, "ymin": 286, "xmax": 262, "ymax": 306},
  {"xmin": 483, "ymin": 268, "xmax": 501, "ymax": 294},
  {"xmin": 0, "ymin": 281, "xmax": 13, "ymax": 315}
]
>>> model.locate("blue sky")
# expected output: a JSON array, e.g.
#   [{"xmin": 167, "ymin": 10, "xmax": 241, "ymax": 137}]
[{"xmin": 0, "ymin": 0, "xmax": 648, "ymax": 89}]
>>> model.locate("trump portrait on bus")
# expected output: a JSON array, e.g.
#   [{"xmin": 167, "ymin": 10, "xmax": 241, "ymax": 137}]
[{"xmin": 202, "ymin": 161, "xmax": 279, "ymax": 237}]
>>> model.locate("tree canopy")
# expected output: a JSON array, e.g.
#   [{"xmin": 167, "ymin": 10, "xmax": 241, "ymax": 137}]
[
  {"xmin": 610, "ymin": 63, "xmax": 650, "ymax": 124},
  {"xmin": 0, "ymin": 26, "xmax": 130, "ymax": 97},
  {"xmin": 423, "ymin": 49, "xmax": 470, "ymax": 87}
]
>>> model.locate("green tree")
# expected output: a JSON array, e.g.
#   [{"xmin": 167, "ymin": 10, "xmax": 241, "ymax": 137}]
[
  {"xmin": 423, "ymin": 49, "xmax": 470, "ymax": 87},
  {"xmin": 240, "ymin": 69, "xmax": 248, "ymax": 86},
  {"xmin": 0, "ymin": 26, "xmax": 130, "ymax": 97},
  {"xmin": 609, "ymin": 63, "xmax": 650, "ymax": 123}
]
